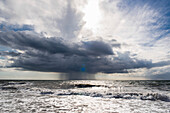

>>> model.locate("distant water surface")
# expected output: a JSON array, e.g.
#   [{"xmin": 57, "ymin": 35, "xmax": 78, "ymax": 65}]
[{"xmin": 0, "ymin": 80, "xmax": 170, "ymax": 113}]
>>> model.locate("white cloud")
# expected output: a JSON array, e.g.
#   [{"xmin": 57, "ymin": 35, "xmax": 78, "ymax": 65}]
[{"xmin": 0, "ymin": 0, "xmax": 86, "ymax": 38}]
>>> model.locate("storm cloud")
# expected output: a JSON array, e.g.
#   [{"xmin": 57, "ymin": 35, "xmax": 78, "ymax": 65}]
[
  {"xmin": 0, "ymin": 51, "xmax": 21, "ymax": 57},
  {"xmin": 0, "ymin": 31, "xmax": 153, "ymax": 74}
]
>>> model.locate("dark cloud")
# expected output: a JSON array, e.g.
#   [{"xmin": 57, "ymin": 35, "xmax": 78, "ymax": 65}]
[
  {"xmin": 11, "ymin": 50, "xmax": 151, "ymax": 74},
  {"xmin": 148, "ymin": 72, "xmax": 170, "ymax": 80},
  {"xmin": 0, "ymin": 31, "xmax": 70, "ymax": 54},
  {"xmin": 151, "ymin": 60, "xmax": 170, "ymax": 68},
  {"xmin": 0, "ymin": 31, "xmax": 114, "ymax": 56},
  {"xmin": 82, "ymin": 41, "xmax": 114, "ymax": 56},
  {"xmin": 0, "ymin": 31, "xmax": 156, "ymax": 75},
  {"xmin": 0, "ymin": 51, "xmax": 21, "ymax": 56}
]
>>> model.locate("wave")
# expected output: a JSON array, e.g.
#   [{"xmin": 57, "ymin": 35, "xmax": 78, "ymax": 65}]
[
  {"xmin": 1, "ymin": 81, "xmax": 170, "ymax": 102},
  {"xmin": 56, "ymin": 92, "xmax": 170, "ymax": 102}
]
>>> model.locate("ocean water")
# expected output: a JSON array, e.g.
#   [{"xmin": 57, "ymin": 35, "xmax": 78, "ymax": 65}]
[{"xmin": 0, "ymin": 80, "xmax": 170, "ymax": 113}]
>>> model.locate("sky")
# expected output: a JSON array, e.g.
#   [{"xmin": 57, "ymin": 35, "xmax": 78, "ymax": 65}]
[{"xmin": 0, "ymin": 0, "xmax": 170, "ymax": 80}]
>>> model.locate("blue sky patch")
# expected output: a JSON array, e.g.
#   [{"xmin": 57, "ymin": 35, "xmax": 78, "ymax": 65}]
[{"xmin": 0, "ymin": 24, "xmax": 34, "ymax": 32}]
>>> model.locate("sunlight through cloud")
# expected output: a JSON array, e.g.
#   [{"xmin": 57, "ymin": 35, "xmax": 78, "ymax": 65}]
[{"xmin": 82, "ymin": 0, "xmax": 102, "ymax": 33}]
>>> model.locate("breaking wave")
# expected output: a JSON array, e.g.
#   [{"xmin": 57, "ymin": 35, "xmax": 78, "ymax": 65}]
[{"xmin": 55, "ymin": 91, "xmax": 170, "ymax": 102}]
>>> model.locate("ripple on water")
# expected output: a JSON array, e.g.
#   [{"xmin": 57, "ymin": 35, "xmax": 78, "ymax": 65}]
[{"xmin": 0, "ymin": 80, "xmax": 169, "ymax": 113}]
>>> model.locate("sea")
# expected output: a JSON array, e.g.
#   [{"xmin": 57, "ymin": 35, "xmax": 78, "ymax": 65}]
[{"xmin": 0, "ymin": 80, "xmax": 170, "ymax": 113}]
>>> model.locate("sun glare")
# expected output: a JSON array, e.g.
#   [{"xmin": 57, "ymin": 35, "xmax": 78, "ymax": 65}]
[{"xmin": 82, "ymin": 0, "xmax": 101, "ymax": 33}]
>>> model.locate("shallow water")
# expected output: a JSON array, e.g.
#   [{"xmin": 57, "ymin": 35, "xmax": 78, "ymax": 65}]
[{"xmin": 0, "ymin": 80, "xmax": 170, "ymax": 113}]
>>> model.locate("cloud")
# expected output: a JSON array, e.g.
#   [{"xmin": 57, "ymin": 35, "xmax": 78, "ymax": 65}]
[
  {"xmin": 0, "ymin": 31, "xmax": 114, "ymax": 56},
  {"xmin": 0, "ymin": 0, "xmax": 169, "ymax": 79},
  {"xmin": 144, "ymin": 65, "xmax": 170, "ymax": 80},
  {"xmin": 0, "ymin": 51, "xmax": 21, "ymax": 57},
  {"xmin": 149, "ymin": 72, "xmax": 170, "ymax": 80},
  {"xmin": 151, "ymin": 60, "xmax": 170, "ymax": 68},
  {"xmin": 0, "ymin": 0, "xmax": 85, "ymax": 38},
  {"xmin": 0, "ymin": 31, "xmax": 153, "ymax": 74},
  {"xmin": 82, "ymin": 40, "xmax": 114, "ymax": 56},
  {"xmin": 97, "ymin": 0, "xmax": 170, "ymax": 62},
  {"xmin": 57, "ymin": 0, "xmax": 85, "ymax": 39}
]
